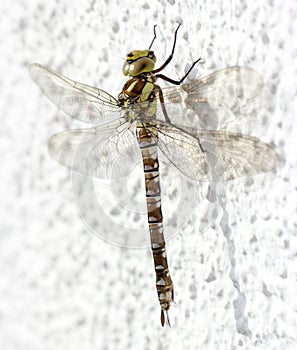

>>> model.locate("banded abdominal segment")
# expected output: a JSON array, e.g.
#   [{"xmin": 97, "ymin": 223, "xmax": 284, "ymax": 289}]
[{"xmin": 136, "ymin": 124, "xmax": 174, "ymax": 327}]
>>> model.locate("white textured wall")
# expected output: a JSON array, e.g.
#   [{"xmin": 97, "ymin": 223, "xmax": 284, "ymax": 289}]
[{"xmin": 1, "ymin": 0, "xmax": 296, "ymax": 349}]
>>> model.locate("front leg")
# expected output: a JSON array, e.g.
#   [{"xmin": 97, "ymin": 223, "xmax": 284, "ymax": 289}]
[
  {"xmin": 155, "ymin": 84, "xmax": 171, "ymax": 123},
  {"xmin": 156, "ymin": 57, "xmax": 202, "ymax": 85}
]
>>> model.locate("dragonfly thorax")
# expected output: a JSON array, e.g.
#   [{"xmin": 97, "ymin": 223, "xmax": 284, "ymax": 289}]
[
  {"xmin": 123, "ymin": 50, "xmax": 156, "ymax": 77},
  {"xmin": 118, "ymin": 74, "xmax": 157, "ymax": 121},
  {"xmin": 118, "ymin": 74, "xmax": 156, "ymax": 103}
]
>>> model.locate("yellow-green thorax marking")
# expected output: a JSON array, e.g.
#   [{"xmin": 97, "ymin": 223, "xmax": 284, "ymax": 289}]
[{"xmin": 118, "ymin": 50, "xmax": 157, "ymax": 120}]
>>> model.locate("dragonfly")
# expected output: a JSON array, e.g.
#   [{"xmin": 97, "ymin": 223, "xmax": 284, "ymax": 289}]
[{"xmin": 29, "ymin": 24, "xmax": 280, "ymax": 327}]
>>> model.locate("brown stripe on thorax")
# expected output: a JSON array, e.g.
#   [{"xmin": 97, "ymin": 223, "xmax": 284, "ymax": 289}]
[{"xmin": 121, "ymin": 77, "xmax": 147, "ymax": 98}]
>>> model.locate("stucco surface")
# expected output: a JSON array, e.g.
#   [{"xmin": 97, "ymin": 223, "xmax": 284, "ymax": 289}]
[{"xmin": 0, "ymin": 0, "xmax": 296, "ymax": 349}]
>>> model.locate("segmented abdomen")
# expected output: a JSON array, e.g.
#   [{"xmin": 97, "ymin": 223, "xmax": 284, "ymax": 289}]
[{"xmin": 136, "ymin": 122, "xmax": 174, "ymax": 326}]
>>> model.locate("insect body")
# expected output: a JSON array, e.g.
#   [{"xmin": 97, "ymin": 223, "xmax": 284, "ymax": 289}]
[
  {"xmin": 29, "ymin": 25, "xmax": 280, "ymax": 326},
  {"xmin": 119, "ymin": 49, "xmax": 179, "ymax": 326}
]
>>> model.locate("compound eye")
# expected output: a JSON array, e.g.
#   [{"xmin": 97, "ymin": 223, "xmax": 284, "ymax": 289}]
[
  {"xmin": 122, "ymin": 57, "xmax": 155, "ymax": 76},
  {"xmin": 131, "ymin": 57, "xmax": 155, "ymax": 75},
  {"xmin": 122, "ymin": 61, "xmax": 130, "ymax": 76}
]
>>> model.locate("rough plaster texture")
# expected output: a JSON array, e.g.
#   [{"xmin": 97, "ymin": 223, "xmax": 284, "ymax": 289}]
[{"xmin": 0, "ymin": 0, "xmax": 296, "ymax": 349}]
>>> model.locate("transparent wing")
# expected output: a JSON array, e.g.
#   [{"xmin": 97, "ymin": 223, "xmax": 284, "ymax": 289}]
[
  {"xmin": 48, "ymin": 124, "xmax": 141, "ymax": 178},
  {"xmin": 154, "ymin": 122, "xmax": 280, "ymax": 181},
  {"xmin": 29, "ymin": 63, "xmax": 120, "ymax": 124},
  {"xmin": 159, "ymin": 66, "xmax": 263, "ymax": 130}
]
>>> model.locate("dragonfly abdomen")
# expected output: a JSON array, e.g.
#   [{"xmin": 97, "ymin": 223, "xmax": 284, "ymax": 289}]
[{"xmin": 136, "ymin": 123, "xmax": 174, "ymax": 327}]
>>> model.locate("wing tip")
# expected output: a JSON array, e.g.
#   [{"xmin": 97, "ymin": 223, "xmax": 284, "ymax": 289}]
[{"xmin": 28, "ymin": 62, "xmax": 44, "ymax": 80}]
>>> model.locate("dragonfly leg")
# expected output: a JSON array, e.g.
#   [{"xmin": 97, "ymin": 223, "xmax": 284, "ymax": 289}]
[
  {"xmin": 148, "ymin": 25, "xmax": 157, "ymax": 49},
  {"xmin": 156, "ymin": 57, "xmax": 202, "ymax": 85},
  {"xmin": 155, "ymin": 84, "xmax": 171, "ymax": 123},
  {"xmin": 152, "ymin": 23, "xmax": 181, "ymax": 73}
]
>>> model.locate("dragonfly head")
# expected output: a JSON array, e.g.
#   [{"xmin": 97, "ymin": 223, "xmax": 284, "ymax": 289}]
[{"xmin": 122, "ymin": 50, "xmax": 156, "ymax": 76}]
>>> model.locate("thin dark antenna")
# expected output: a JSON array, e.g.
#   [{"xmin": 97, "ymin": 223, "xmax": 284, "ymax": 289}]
[{"xmin": 148, "ymin": 25, "xmax": 157, "ymax": 49}]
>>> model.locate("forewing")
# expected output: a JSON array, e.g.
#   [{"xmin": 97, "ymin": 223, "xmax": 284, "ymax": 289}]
[
  {"xmin": 29, "ymin": 63, "xmax": 120, "ymax": 123},
  {"xmin": 48, "ymin": 125, "xmax": 141, "ymax": 178},
  {"xmin": 182, "ymin": 66, "xmax": 263, "ymax": 102},
  {"xmin": 155, "ymin": 123, "xmax": 280, "ymax": 181},
  {"xmin": 160, "ymin": 66, "xmax": 263, "ymax": 130}
]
